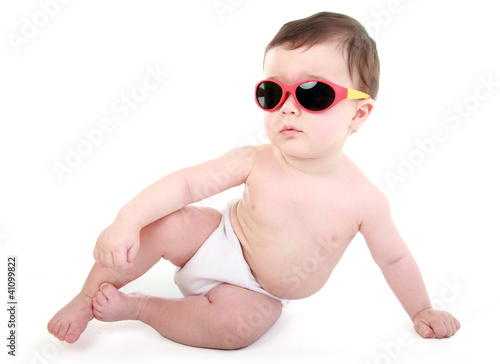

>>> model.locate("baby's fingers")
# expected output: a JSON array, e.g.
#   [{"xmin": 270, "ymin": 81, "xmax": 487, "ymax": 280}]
[
  {"xmin": 430, "ymin": 320, "xmax": 449, "ymax": 339},
  {"xmin": 439, "ymin": 317, "xmax": 461, "ymax": 338},
  {"xmin": 93, "ymin": 247, "xmax": 130, "ymax": 270},
  {"xmin": 414, "ymin": 314, "xmax": 461, "ymax": 339},
  {"xmin": 103, "ymin": 249, "xmax": 129, "ymax": 270},
  {"xmin": 93, "ymin": 247, "xmax": 107, "ymax": 268},
  {"xmin": 126, "ymin": 242, "xmax": 140, "ymax": 267},
  {"xmin": 414, "ymin": 321, "xmax": 435, "ymax": 339}
]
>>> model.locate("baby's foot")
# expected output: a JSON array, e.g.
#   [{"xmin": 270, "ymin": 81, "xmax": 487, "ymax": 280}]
[
  {"xmin": 47, "ymin": 292, "xmax": 94, "ymax": 343},
  {"xmin": 92, "ymin": 283, "xmax": 147, "ymax": 322}
]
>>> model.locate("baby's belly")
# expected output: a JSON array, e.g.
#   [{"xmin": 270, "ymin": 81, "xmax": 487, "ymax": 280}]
[{"xmin": 230, "ymin": 201, "xmax": 355, "ymax": 300}]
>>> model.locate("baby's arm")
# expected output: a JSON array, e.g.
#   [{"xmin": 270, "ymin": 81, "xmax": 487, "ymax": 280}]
[
  {"xmin": 360, "ymin": 191, "xmax": 460, "ymax": 339},
  {"xmin": 93, "ymin": 146, "xmax": 256, "ymax": 269}
]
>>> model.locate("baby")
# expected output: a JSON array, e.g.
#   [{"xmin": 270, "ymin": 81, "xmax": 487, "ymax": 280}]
[{"xmin": 48, "ymin": 12, "xmax": 460, "ymax": 349}]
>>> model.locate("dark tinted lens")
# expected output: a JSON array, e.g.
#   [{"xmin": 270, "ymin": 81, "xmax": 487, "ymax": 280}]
[
  {"xmin": 296, "ymin": 81, "xmax": 335, "ymax": 111},
  {"xmin": 257, "ymin": 81, "xmax": 283, "ymax": 110}
]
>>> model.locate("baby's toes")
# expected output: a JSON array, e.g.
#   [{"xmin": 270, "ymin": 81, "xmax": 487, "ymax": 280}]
[
  {"xmin": 48, "ymin": 319, "xmax": 62, "ymax": 339},
  {"xmin": 92, "ymin": 296, "xmax": 104, "ymax": 318},
  {"xmin": 65, "ymin": 321, "xmax": 85, "ymax": 343},
  {"xmin": 47, "ymin": 318, "xmax": 58, "ymax": 336},
  {"xmin": 56, "ymin": 321, "xmax": 70, "ymax": 341},
  {"xmin": 99, "ymin": 283, "xmax": 119, "ymax": 301},
  {"xmin": 94, "ymin": 291, "xmax": 106, "ymax": 308}
]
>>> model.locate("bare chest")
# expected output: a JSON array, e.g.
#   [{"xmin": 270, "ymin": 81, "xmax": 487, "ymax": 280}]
[{"xmin": 233, "ymin": 173, "xmax": 361, "ymax": 298}]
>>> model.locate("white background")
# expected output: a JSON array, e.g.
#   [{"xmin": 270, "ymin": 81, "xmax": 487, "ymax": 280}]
[{"xmin": 1, "ymin": 1, "xmax": 499, "ymax": 363}]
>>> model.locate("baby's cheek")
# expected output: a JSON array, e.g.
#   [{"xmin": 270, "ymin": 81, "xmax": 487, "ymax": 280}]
[
  {"xmin": 264, "ymin": 114, "xmax": 282, "ymax": 136},
  {"xmin": 313, "ymin": 122, "xmax": 346, "ymax": 143}
]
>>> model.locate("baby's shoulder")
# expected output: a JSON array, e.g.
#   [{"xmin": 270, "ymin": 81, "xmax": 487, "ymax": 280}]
[
  {"xmin": 241, "ymin": 143, "xmax": 278, "ymax": 167},
  {"xmin": 342, "ymin": 158, "xmax": 388, "ymax": 208}
]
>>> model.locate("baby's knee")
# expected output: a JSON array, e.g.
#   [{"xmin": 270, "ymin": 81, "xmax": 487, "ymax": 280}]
[{"xmin": 217, "ymin": 315, "xmax": 260, "ymax": 350}]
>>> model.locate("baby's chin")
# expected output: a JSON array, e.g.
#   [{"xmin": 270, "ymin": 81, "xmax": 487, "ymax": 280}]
[{"xmin": 272, "ymin": 140, "xmax": 339, "ymax": 160}]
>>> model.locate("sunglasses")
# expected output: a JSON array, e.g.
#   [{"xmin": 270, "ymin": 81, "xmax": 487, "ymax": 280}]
[{"xmin": 255, "ymin": 79, "xmax": 370, "ymax": 113}]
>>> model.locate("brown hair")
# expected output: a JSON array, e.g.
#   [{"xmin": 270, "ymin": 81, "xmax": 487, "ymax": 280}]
[{"xmin": 264, "ymin": 12, "xmax": 380, "ymax": 100}]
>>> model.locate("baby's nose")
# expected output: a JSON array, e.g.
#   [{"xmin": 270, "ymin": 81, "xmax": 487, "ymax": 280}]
[{"xmin": 281, "ymin": 92, "xmax": 300, "ymax": 115}]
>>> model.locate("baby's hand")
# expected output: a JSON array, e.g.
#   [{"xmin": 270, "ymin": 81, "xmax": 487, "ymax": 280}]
[
  {"xmin": 413, "ymin": 308, "xmax": 461, "ymax": 339},
  {"xmin": 93, "ymin": 219, "xmax": 141, "ymax": 270}
]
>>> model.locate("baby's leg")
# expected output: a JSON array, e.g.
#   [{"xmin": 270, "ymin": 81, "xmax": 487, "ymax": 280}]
[
  {"xmin": 47, "ymin": 206, "xmax": 222, "ymax": 343},
  {"xmin": 93, "ymin": 283, "xmax": 282, "ymax": 350}
]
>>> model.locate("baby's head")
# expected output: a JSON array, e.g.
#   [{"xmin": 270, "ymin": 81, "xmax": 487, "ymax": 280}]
[
  {"xmin": 257, "ymin": 12, "xmax": 380, "ymax": 160},
  {"xmin": 264, "ymin": 12, "xmax": 380, "ymax": 101}
]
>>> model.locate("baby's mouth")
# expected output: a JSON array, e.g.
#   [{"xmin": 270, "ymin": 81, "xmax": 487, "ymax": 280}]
[{"xmin": 280, "ymin": 126, "xmax": 302, "ymax": 136}]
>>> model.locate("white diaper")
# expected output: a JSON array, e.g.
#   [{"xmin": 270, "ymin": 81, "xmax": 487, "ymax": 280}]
[{"xmin": 174, "ymin": 200, "xmax": 288, "ymax": 306}]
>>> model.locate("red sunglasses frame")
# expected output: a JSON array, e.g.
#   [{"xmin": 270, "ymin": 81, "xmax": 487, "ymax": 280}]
[{"xmin": 255, "ymin": 79, "xmax": 371, "ymax": 113}]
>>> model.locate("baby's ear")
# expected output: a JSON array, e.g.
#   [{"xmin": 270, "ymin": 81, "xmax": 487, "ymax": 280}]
[{"xmin": 349, "ymin": 99, "xmax": 375, "ymax": 131}]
